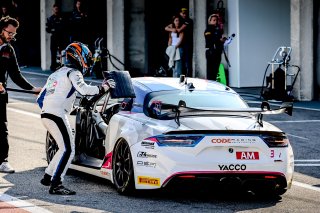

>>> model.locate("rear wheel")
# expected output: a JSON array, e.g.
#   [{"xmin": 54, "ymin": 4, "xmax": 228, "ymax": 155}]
[
  {"xmin": 112, "ymin": 139, "xmax": 135, "ymax": 195},
  {"xmin": 45, "ymin": 131, "xmax": 58, "ymax": 164}
]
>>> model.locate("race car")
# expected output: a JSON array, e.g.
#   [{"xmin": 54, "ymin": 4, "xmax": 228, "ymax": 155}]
[{"xmin": 45, "ymin": 71, "xmax": 294, "ymax": 196}]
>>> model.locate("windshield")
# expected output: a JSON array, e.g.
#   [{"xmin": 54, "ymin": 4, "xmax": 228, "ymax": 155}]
[{"xmin": 147, "ymin": 90, "xmax": 248, "ymax": 109}]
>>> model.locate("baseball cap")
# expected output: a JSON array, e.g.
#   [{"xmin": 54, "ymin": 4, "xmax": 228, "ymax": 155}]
[{"xmin": 181, "ymin": 8, "xmax": 188, "ymax": 12}]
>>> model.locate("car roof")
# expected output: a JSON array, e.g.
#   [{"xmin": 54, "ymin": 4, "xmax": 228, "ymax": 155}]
[{"xmin": 132, "ymin": 77, "xmax": 234, "ymax": 93}]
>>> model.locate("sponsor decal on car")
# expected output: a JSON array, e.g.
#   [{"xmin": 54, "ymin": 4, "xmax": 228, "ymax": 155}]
[
  {"xmin": 211, "ymin": 137, "xmax": 257, "ymax": 144},
  {"xmin": 137, "ymin": 161, "xmax": 156, "ymax": 168},
  {"xmin": 137, "ymin": 151, "xmax": 157, "ymax": 158},
  {"xmin": 100, "ymin": 171, "xmax": 109, "ymax": 176},
  {"xmin": 141, "ymin": 141, "xmax": 155, "ymax": 149},
  {"xmin": 137, "ymin": 176, "xmax": 160, "ymax": 186},
  {"xmin": 236, "ymin": 151, "xmax": 259, "ymax": 160},
  {"xmin": 270, "ymin": 149, "xmax": 283, "ymax": 161},
  {"xmin": 218, "ymin": 164, "xmax": 247, "ymax": 171}
]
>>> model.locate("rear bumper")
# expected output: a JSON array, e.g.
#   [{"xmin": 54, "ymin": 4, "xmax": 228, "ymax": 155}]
[{"xmin": 163, "ymin": 171, "xmax": 288, "ymax": 194}]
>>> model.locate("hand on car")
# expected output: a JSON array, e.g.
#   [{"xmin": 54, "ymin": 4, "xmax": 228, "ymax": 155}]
[{"xmin": 102, "ymin": 79, "xmax": 116, "ymax": 91}]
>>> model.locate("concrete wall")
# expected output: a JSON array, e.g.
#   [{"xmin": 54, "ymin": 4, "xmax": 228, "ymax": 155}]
[
  {"xmin": 107, "ymin": 0, "xmax": 125, "ymax": 71},
  {"xmin": 193, "ymin": 0, "xmax": 207, "ymax": 78},
  {"xmin": 40, "ymin": 0, "xmax": 54, "ymax": 70},
  {"xmin": 291, "ymin": 0, "xmax": 314, "ymax": 101},
  {"xmin": 227, "ymin": 0, "xmax": 290, "ymax": 87},
  {"xmin": 316, "ymin": 1, "xmax": 320, "ymax": 99},
  {"xmin": 127, "ymin": 0, "xmax": 145, "ymax": 75}
]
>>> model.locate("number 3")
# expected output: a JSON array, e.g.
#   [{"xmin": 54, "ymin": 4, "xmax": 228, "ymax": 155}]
[{"xmin": 270, "ymin": 150, "xmax": 275, "ymax": 158}]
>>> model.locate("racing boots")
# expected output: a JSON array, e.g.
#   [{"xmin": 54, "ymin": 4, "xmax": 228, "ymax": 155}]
[{"xmin": 40, "ymin": 173, "xmax": 52, "ymax": 186}]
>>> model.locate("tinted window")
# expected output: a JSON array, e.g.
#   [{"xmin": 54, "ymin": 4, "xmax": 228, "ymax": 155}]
[{"xmin": 147, "ymin": 90, "xmax": 248, "ymax": 109}]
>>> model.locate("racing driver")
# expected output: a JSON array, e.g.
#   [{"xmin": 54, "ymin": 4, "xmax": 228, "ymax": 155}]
[{"xmin": 36, "ymin": 42, "xmax": 115, "ymax": 195}]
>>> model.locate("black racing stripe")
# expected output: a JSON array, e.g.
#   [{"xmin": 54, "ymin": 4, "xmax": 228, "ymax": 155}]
[{"xmin": 41, "ymin": 113, "xmax": 72, "ymax": 183}]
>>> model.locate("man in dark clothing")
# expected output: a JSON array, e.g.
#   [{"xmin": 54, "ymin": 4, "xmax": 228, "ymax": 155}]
[
  {"xmin": 0, "ymin": 16, "xmax": 41, "ymax": 173},
  {"xmin": 46, "ymin": 4, "xmax": 67, "ymax": 71},
  {"xmin": 165, "ymin": 8, "xmax": 193, "ymax": 77},
  {"xmin": 69, "ymin": 0, "xmax": 89, "ymax": 44},
  {"xmin": 204, "ymin": 14, "xmax": 226, "ymax": 81}
]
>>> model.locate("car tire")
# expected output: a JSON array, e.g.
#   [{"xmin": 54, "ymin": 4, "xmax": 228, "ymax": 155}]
[
  {"xmin": 112, "ymin": 139, "xmax": 135, "ymax": 195},
  {"xmin": 45, "ymin": 131, "xmax": 58, "ymax": 164}
]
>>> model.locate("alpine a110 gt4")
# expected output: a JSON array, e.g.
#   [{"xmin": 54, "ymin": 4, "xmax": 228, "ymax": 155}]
[{"xmin": 45, "ymin": 71, "xmax": 294, "ymax": 196}]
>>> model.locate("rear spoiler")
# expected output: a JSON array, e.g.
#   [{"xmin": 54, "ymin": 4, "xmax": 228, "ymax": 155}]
[{"xmin": 148, "ymin": 101, "xmax": 293, "ymax": 126}]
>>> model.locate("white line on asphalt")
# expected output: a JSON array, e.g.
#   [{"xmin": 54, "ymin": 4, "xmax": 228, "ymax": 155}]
[
  {"xmin": 21, "ymin": 71, "xmax": 50, "ymax": 77},
  {"xmin": 247, "ymin": 101, "xmax": 320, "ymax": 111},
  {"xmin": 271, "ymin": 120, "xmax": 320, "ymax": 123},
  {"xmin": 286, "ymin": 133, "xmax": 309, "ymax": 140},
  {"xmin": 7, "ymin": 107, "xmax": 40, "ymax": 118},
  {"xmin": 0, "ymin": 193, "xmax": 53, "ymax": 213},
  {"xmin": 294, "ymin": 164, "xmax": 320, "ymax": 166},
  {"xmin": 293, "ymin": 181, "xmax": 320, "ymax": 193},
  {"xmin": 22, "ymin": 70, "xmax": 102, "ymax": 83},
  {"xmin": 295, "ymin": 160, "xmax": 320, "ymax": 162}
]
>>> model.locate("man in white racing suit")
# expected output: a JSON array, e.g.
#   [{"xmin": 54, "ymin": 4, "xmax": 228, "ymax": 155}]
[{"xmin": 37, "ymin": 42, "xmax": 115, "ymax": 195}]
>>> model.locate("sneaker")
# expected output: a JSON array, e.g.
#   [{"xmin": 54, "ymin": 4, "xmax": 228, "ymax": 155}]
[
  {"xmin": 49, "ymin": 185, "xmax": 76, "ymax": 195},
  {"xmin": 0, "ymin": 162, "xmax": 15, "ymax": 173},
  {"xmin": 40, "ymin": 173, "xmax": 52, "ymax": 186}
]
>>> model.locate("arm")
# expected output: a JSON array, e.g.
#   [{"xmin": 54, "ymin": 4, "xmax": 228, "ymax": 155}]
[
  {"xmin": 68, "ymin": 70, "xmax": 100, "ymax": 96},
  {"xmin": 168, "ymin": 33, "xmax": 172, "ymax": 46},
  {"xmin": 46, "ymin": 17, "xmax": 52, "ymax": 33},
  {"xmin": 6, "ymin": 45, "xmax": 37, "ymax": 91},
  {"xmin": 165, "ymin": 23, "xmax": 177, "ymax": 33},
  {"xmin": 177, "ymin": 24, "xmax": 187, "ymax": 33}
]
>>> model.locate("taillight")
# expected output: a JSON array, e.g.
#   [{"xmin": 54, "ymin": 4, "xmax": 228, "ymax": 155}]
[
  {"xmin": 261, "ymin": 135, "xmax": 289, "ymax": 147},
  {"xmin": 144, "ymin": 135, "xmax": 204, "ymax": 147}
]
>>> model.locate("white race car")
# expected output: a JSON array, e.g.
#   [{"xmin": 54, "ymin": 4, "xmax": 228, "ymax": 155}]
[{"xmin": 45, "ymin": 71, "xmax": 294, "ymax": 196}]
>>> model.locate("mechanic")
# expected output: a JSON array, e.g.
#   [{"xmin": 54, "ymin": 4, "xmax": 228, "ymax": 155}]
[
  {"xmin": 0, "ymin": 16, "xmax": 42, "ymax": 173},
  {"xmin": 36, "ymin": 42, "xmax": 115, "ymax": 195},
  {"xmin": 204, "ymin": 14, "xmax": 226, "ymax": 81}
]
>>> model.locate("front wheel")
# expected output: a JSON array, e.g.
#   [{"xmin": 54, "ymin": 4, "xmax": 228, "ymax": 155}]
[
  {"xmin": 112, "ymin": 139, "xmax": 135, "ymax": 195},
  {"xmin": 45, "ymin": 131, "xmax": 58, "ymax": 164}
]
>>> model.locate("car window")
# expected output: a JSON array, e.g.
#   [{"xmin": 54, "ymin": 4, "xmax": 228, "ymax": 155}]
[
  {"xmin": 95, "ymin": 94, "xmax": 124, "ymax": 112},
  {"xmin": 147, "ymin": 90, "xmax": 248, "ymax": 109}
]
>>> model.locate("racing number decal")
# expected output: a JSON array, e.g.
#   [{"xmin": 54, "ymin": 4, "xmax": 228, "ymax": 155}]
[
  {"xmin": 270, "ymin": 149, "xmax": 282, "ymax": 159},
  {"xmin": 270, "ymin": 150, "xmax": 275, "ymax": 158}
]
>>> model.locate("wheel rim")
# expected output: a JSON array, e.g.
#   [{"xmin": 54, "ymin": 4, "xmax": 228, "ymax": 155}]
[
  {"xmin": 114, "ymin": 141, "xmax": 132, "ymax": 188},
  {"xmin": 46, "ymin": 133, "xmax": 58, "ymax": 163}
]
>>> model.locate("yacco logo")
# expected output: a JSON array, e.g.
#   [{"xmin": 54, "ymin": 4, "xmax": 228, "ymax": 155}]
[
  {"xmin": 236, "ymin": 152, "xmax": 259, "ymax": 160},
  {"xmin": 137, "ymin": 176, "xmax": 160, "ymax": 186},
  {"xmin": 218, "ymin": 164, "xmax": 247, "ymax": 171},
  {"xmin": 211, "ymin": 137, "xmax": 257, "ymax": 144}
]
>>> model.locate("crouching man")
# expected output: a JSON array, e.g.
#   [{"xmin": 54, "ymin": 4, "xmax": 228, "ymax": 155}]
[{"xmin": 36, "ymin": 42, "xmax": 115, "ymax": 195}]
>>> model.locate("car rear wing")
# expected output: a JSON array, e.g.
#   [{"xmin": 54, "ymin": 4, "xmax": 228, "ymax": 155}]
[{"xmin": 148, "ymin": 101, "xmax": 293, "ymax": 126}]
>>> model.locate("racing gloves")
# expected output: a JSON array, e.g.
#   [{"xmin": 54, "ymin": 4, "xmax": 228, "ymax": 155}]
[{"xmin": 99, "ymin": 79, "xmax": 116, "ymax": 94}]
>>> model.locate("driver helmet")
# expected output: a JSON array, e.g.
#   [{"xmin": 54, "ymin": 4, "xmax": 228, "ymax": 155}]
[{"xmin": 65, "ymin": 42, "xmax": 92, "ymax": 75}]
